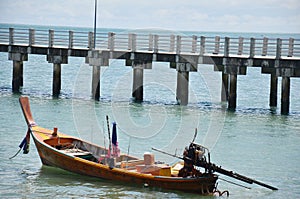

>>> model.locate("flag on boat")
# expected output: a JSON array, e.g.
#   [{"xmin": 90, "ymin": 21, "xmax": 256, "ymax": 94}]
[
  {"xmin": 112, "ymin": 122, "xmax": 120, "ymax": 157},
  {"xmin": 19, "ymin": 128, "xmax": 30, "ymax": 154},
  {"xmin": 112, "ymin": 122, "xmax": 117, "ymax": 145}
]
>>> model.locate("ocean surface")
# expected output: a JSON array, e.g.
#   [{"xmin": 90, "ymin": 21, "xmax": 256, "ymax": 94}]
[{"xmin": 0, "ymin": 24, "xmax": 300, "ymax": 198}]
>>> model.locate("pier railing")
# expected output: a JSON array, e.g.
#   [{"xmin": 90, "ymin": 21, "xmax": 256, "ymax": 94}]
[{"xmin": 0, "ymin": 28, "xmax": 299, "ymax": 58}]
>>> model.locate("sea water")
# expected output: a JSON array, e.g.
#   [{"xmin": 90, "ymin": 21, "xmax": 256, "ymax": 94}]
[{"xmin": 0, "ymin": 24, "xmax": 300, "ymax": 198}]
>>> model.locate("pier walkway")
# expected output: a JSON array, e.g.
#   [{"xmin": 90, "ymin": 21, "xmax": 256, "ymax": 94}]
[{"xmin": 0, "ymin": 28, "xmax": 299, "ymax": 114}]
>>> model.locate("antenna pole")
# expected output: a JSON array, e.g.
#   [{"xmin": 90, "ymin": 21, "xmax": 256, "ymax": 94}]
[{"xmin": 93, "ymin": 0, "xmax": 97, "ymax": 48}]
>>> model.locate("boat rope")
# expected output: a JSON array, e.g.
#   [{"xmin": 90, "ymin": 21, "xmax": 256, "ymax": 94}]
[
  {"xmin": 9, "ymin": 128, "xmax": 31, "ymax": 159},
  {"xmin": 219, "ymin": 177, "xmax": 251, "ymax": 189},
  {"xmin": 213, "ymin": 190, "xmax": 230, "ymax": 197},
  {"xmin": 9, "ymin": 148, "xmax": 22, "ymax": 159}
]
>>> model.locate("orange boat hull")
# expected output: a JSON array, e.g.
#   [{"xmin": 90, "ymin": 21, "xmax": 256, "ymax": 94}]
[
  {"xmin": 19, "ymin": 96, "xmax": 217, "ymax": 194},
  {"xmin": 31, "ymin": 126, "xmax": 217, "ymax": 194}
]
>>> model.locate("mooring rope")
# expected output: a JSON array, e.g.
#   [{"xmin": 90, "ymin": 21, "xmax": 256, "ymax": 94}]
[
  {"xmin": 219, "ymin": 177, "xmax": 251, "ymax": 189},
  {"xmin": 9, "ymin": 148, "xmax": 22, "ymax": 159},
  {"xmin": 9, "ymin": 128, "xmax": 31, "ymax": 159}
]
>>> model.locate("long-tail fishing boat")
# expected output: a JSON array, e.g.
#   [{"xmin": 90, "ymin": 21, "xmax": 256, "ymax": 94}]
[{"xmin": 15, "ymin": 96, "xmax": 277, "ymax": 195}]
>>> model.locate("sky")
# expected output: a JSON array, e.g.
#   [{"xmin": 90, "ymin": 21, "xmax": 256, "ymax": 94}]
[{"xmin": 0, "ymin": 0, "xmax": 299, "ymax": 33}]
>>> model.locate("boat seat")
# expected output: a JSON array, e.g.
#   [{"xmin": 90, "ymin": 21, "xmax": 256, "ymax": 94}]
[
  {"xmin": 120, "ymin": 159, "xmax": 145, "ymax": 169},
  {"xmin": 61, "ymin": 148, "xmax": 92, "ymax": 157},
  {"xmin": 54, "ymin": 142, "xmax": 74, "ymax": 150}
]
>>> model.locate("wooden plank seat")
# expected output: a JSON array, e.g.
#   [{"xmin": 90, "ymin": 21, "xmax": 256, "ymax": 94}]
[
  {"xmin": 118, "ymin": 159, "xmax": 145, "ymax": 169},
  {"xmin": 61, "ymin": 148, "xmax": 92, "ymax": 157}
]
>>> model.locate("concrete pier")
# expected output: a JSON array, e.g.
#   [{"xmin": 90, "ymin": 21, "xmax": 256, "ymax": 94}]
[
  {"xmin": 8, "ymin": 43, "xmax": 28, "ymax": 93},
  {"xmin": 12, "ymin": 60, "xmax": 23, "ymax": 93},
  {"xmin": 221, "ymin": 73, "xmax": 229, "ymax": 102},
  {"xmin": 132, "ymin": 65, "xmax": 144, "ymax": 102},
  {"xmin": 228, "ymin": 74, "xmax": 237, "ymax": 110},
  {"xmin": 269, "ymin": 74, "xmax": 278, "ymax": 107},
  {"xmin": 87, "ymin": 49, "xmax": 102, "ymax": 100},
  {"xmin": 176, "ymin": 71, "xmax": 189, "ymax": 105},
  {"xmin": 1, "ymin": 28, "xmax": 300, "ymax": 114},
  {"xmin": 281, "ymin": 76, "xmax": 290, "ymax": 115},
  {"xmin": 47, "ymin": 55, "xmax": 68, "ymax": 97},
  {"xmin": 20, "ymin": 61, "xmax": 23, "ymax": 87},
  {"xmin": 92, "ymin": 65, "xmax": 100, "ymax": 101},
  {"xmin": 52, "ymin": 63, "xmax": 61, "ymax": 97}
]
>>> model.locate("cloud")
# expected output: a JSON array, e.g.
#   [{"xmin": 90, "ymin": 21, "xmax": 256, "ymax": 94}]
[{"xmin": 0, "ymin": 0, "xmax": 299, "ymax": 33}]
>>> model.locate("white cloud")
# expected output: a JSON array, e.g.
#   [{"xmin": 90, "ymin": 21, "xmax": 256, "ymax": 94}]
[{"xmin": 0, "ymin": 0, "xmax": 299, "ymax": 33}]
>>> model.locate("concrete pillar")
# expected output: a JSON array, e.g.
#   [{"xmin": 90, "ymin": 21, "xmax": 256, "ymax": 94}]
[
  {"xmin": 269, "ymin": 74, "xmax": 278, "ymax": 107},
  {"xmin": 92, "ymin": 65, "xmax": 100, "ymax": 101},
  {"xmin": 275, "ymin": 39, "xmax": 282, "ymax": 68},
  {"xmin": 221, "ymin": 73, "xmax": 229, "ymax": 102},
  {"xmin": 52, "ymin": 63, "xmax": 61, "ymax": 97},
  {"xmin": 213, "ymin": 36, "xmax": 220, "ymax": 54},
  {"xmin": 170, "ymin": 35, "xmax": 175, "ymax": 52},
  {"xmin": 128, "ymin": 33, "xmax": 136, "ymax": 51},
  {"xmin": 88, "ymin": 32, "xmax": 95, "ymax": 49},
  {"xmin": 12, "ymin": 60, "xmax": 23, "ymax": 93},
  {"xmin": 20, "ymin": 61, "xmax": 23, "ymax": 87},
  {"xmin": 176, "ymin": 35, "xmax": 181, "ymax": 54},
  {"xmin": 237, "ymin": 37, "xmax": 244, "ymax": 55},
  {"xmin": 132, "ymin": 66, "xmax": 144, "ymax": 102},
  {"xmin": 262, "ymin": 37, "xmax": 268, "ymax": 56},
  {"xmin": 87, "ymin": 49, "xmax": 102, "ymax": 100},
  {"xmin": 250, "ymin": 38, "xmax": 256, "ymax": 58},
  {"xmin": 47, "ymin": 55, "xmax": 68, "ymax": 97},
  {"xmin": 200, "ymin": 36, "xmax": 205, "ymax": 56},
  {"xmin": 288, "ymin": 38, "xmax": 294, "ymax": 57},
  {"xmin": 8, "ymin": 31, "xmax": 28, "ymax": 92},
  {"xmin": 29, "ymin": 29, "xmax": 35, "ymax": 46},
  {"xmin": 176, "ymin": 71, "xmax": 189, "ymax": 105},
  {"xmin": 154, "ymin": 35, "xmax": 159, "ymax": 53},
  {"xmin": 9, "ymin": 28, "xmax": 14, "ymax": 45},
  {"xmin": 148, "ymin": 34, "xmax": 154, "ymax": 51},
  {"xmin": 228, "ymin": 74, "xmax": 237, "ymax": 110},
  {"xmin": 49, "ymin": 29, "xmax": 54, "ymax": 47},
  {"xmin": 281, "ymin": 76, "xmax": 290, "ymax": 115},
  {"xmin": 108, "ymin": 32, "xmax": 115, "ymax": 50},
  {"xmin": 69, "ymin": 30, "xmax": 74, "ymax": 49},
  {"xmin": 191, "ymin": 35, "xmax": 197, "ymax": 53}
]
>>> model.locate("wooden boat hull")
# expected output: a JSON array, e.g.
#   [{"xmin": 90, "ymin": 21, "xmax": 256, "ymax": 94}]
[
  {"xmin": 19, "ymin": 96, "xmax": 218, "ymax": 194},
  {"xmin": 31, "ymin": 126, "xmax": 217, "ymax": 194}
]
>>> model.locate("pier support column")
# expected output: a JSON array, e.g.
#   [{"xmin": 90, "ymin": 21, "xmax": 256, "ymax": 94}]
[
  {"xmin": 92, "ymin": 65, "xmax": 100, "ymax": 101},
  {"xmin": 221, "ymin": 73, "xmax": 229, "ymax": 102},
  {"xmin": 132, "ymin": 65, "xmax": 144, "ymax": 102},
  {"xmin": 176, "ymin": 71, "xmax": 189, "ymax": 105},
  {"xmin": 12, "ymin": 60, "xmax": 23, "ymax": 93},
  {"xmin": 52, "ymin": 63, "xmax": 61, "ymax": 97},
  {"xmin": 87, "ymin": 50, "xmax": 103, "ymax": 101},
  {"xmin": 20, "ymin": 61, "xmax": 23, "ymax": 87},
  {"xmin": 228, "ymin": 74, "xmax": 237, "ymax": 110},
  {"xmin": 47, "ymin": 55, "xmax": 68, "ymax": 98},
  {"xmin": 9, "ymin": 51, "xmax": 28, "ymax": 93},
  {"xmin": 269, "ymin": 74, "xmax": 278, "ymax": 107},
  {"xmin": 281, "ymin": 76, "xmax": 290, "ymax": 115}
]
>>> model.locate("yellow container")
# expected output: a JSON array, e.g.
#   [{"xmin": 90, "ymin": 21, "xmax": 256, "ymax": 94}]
[{"xmin": 159, "ymin": 167, "xmax": 171, "ymax": 176}]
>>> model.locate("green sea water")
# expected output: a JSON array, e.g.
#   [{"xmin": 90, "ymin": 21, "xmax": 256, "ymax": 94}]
[{"xmin": 0, "ymin": 24, "xmax": 300, "ymax": 198}]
